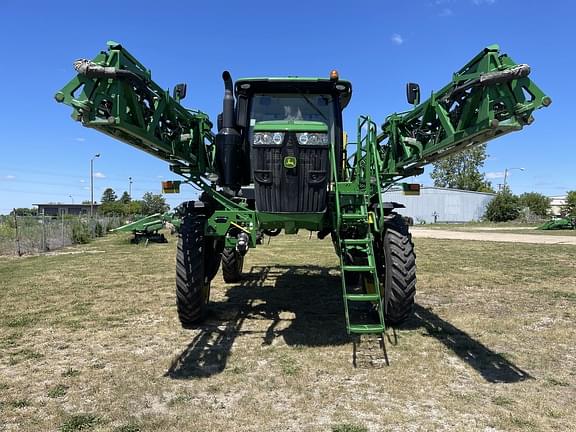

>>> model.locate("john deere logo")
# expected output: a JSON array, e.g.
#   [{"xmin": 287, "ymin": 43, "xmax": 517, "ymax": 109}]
[{"xmin": 284, "ymin": 156, "xmax": 297, "ymax": 168}]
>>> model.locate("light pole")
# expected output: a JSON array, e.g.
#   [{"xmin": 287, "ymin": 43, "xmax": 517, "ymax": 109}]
[
  {"xmin": 69, "ymin": 194, "xmax": 74, "ymax": 204},
  {"xmin": 128, "ymin": 176, "xmax": 133, "ymax": 198},
  {"xmin": 90, "ymin": 153, "xmax": 100, "ymax": 217},
  {"xmin": 503, "ymin": 167, "xmax": 525, "ymax": 189}
]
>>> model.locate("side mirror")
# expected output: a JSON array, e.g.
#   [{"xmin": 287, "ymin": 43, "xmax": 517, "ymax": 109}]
[
  {"xmin": 173, "ymin": 83, "xmax": 187, "ymax": 102},
  {"xmin": 406, "ymin": 82, "xmax": 420, "ymax": 105}
]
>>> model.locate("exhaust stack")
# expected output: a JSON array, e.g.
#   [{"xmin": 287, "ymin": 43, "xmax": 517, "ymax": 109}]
[{"xmin": 215, "ymin": 71, "xmax": 242, "ymax": 194}]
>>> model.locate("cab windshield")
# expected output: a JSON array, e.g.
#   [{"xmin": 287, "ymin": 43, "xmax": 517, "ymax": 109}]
[{"xmin": 249, "ymin": 93, "xmax": 336, "ymax": 140}]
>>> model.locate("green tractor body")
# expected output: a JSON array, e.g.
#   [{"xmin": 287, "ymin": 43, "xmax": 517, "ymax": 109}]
[
  {"xmin": 55, "ymin": 41, "xmax": 550, "ymax": 344},
  {"xmin": 215, "ymin": 76, "xmax": 352, "ymax": 235}
]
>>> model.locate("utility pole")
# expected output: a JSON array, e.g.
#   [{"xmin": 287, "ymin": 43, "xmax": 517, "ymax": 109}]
[
  {"xmin": 90, "ymin": 153, "xmax": 100, "ymax": 217},
  {"xmin": 503, "ymin": 167, "xmax": 525, "ymax": 189}
]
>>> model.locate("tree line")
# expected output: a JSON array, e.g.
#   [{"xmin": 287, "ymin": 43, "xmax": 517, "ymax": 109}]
[
  {"xmin": 99, "ymin": 188, "xmax": 169, "ymax": 216},
  {"xmin": 431, "ymin": 145, "xmax": 575, "ymax": 222}
]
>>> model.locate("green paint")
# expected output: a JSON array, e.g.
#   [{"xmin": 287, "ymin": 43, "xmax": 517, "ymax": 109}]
[{"xmin": 253, "ymin": 120, "xmax": 328, "ymax": 132}]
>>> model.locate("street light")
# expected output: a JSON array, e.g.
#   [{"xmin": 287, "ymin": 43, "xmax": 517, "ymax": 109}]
[
  {"xmin": 69, "ymin": 194, "xmax": 74, "ymax": 204},
  {"xmin": 90, "ymin": 153, "xmax": 101, "ymax": 217},
  {"xmin": 129, "ymin": 176, "xmax": 133, "ymax": 198},
  {"xmin": 503, "ymin": 167, "xmax": 525, "ymax": 189}
]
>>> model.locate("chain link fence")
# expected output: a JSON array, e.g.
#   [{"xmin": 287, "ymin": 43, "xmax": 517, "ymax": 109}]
[{"xmin": 0, "ymin": 214, "xmax": 124, "ymax": 256}]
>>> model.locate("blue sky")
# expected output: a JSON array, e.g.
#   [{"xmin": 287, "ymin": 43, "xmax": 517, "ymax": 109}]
[{"xmin": 0, "ymin": 0, "xmax": 572, "ymax": 213}]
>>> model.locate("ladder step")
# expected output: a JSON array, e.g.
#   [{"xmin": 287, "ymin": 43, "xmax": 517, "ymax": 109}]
[
  {"xmin": 342, "ymin": 265, "xmax": 375, "ymax": 272},
  {"xmin": 336, "ymin": 189, "xmax": 363, "ymax": 195},
  {"xmin": 346, "ymin": 293, "xmax": 380, "ymax": 302},
  {"xmin": 349, "ymin": 324, "xmax": 385, "ymax": 334},
  {"xmin": 341, "ymin": 238, "xmax": 371, "ymax": 245},
  {"xmin": 341, "ymin": 213, "xmax": 366, "ymax": 220}
]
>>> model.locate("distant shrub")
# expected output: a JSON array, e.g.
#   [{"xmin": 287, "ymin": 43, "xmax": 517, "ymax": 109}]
[
  {"xmin": 0, "ymin": 222, "xmax": 16, "ymax": 238},
  {"xmin": 518, "ymin": 192, "xmax": 550, "ymax": 217},
  {"xmin": 484, "ymin": 188, "xmax": 520, "ymax": 222},
  {"xmin": 71, "ymin": 221, "xmax": 91, "ymax": 244},
  {"xmin": 94, "ymin": 221, "xmax": 104, "ymax": 237},
  {"xmin": 566, "ymin": 190, "xmax": 576, "ymax": 217}
]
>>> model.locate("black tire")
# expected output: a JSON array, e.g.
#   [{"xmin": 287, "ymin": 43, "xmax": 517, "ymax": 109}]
[
  {"xmin": 205, "ymin": 238, "xmax": 224, "ymax": 282},
  {"xmin": 221, "ymin": 247, "xmax": 244, "ymax": 283},
  {"xmin": 176, "ymin": 214, "xmax": 210, "ymax": 328},
  {"xmin": 376, "ymin": 213, "xmax": 416, "ymax": 325}
]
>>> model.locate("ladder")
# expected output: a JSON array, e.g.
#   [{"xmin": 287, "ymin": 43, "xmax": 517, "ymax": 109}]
[
  {"xmin": 335, "ymin": 188, "xmax": 386, "ymax": 336},
  {"xmin": 330, "ymin": 116, "xmax": 389, "ymax": 364}
]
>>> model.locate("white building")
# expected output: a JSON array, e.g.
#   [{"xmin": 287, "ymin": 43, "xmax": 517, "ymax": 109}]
[
  {"xmin": 383, "ymin": 186, "xmax": 495, "ymax": 224},
  {"xmin": 549, "ymin": 196, "xmax": 567, "ymax": 216}
]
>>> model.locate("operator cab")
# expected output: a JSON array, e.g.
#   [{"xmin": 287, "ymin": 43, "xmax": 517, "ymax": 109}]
[{"xmin": 216, "ymin": 75, "xmax": 352, "ymax": 214}]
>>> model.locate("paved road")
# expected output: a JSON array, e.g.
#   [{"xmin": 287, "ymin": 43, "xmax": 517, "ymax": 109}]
[{"xmin": 411, "ymin": 228, "xmax": 576, "ymax": 245}]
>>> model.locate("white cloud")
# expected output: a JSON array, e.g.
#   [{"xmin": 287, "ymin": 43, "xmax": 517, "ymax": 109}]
[
  {"xmin": 93, "ymin": 172, "xmax": 106, "ymax": 179},
  {"xmin": 391, "ymin": 34, "xmax": 404, "ymax": 45},
  {"xmin": 83, "ymin": 186, "xmax": 89, "ymax": 190},
  {"xmin": 485, "ymin": 171, "xmax": 506, "ymax": 179},
  {"xmin": 75, "ymin": 137, "xmax": 86, "ymax": 142},
  {"xmin": 473, "ymin": 0, "xmax": 496, "ymax": 5},
  {"xmin": 2, "ymin": 175, "xmax": 16, "ymax": 180},
  {"xmin": 156, "ymin": 175, "xmax": 164, "ymax": 179},
  {"xmin": 439, "ymin": 7, "xmax": 453, "ymax": 16},
  {"xmin": 80, "ymin": 179, "xmax": 86, "ymax": 183}
]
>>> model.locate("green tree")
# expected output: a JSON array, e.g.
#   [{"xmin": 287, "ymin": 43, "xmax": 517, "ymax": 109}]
[
  {"xmin": 431, "ymin": 145, "xmax": 494, "ymax": 192},
  {"xmin": 125, "ymin": 200, "xmax": 143, "ymax": 216},
  {"xmin": 99, "ymin": 201, "xmax": 125, "ymax": 216},
  {"xmin": 101, "ymin": 188, "xmax": 117, "ymax": 203},
  {"xmin": 141, "ymin": 192, "xmax": 169, "ymax": 215},
  {"xmin": 484, "ymin": 188, "xmax": 520, "ymax": 222},
  {"xmin": 518, "ymin": 192, "xmax": 550, "ymax": 217},
  {"xmin": 565, "ymin": 190, "xmax": 576, "ymax": 217},
  {"xmin": 119, "ymin": 191, "xmax": 131, "ymax": 204},
  {"xmin": 10, "ymin": 208, "xmax": 38, "ymax": 216}
]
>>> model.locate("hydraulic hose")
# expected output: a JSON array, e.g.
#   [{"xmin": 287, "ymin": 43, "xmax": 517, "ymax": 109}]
[
  {"xmin": 73, "ymin": 59, "xmax": 148, "ymax": 86},
  {"xmin": 448, "ymin": 64, "xmax": 531, "ymax": 100}
]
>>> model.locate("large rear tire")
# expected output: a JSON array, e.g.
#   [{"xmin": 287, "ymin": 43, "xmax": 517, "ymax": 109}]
[
  {"xmin": 377, "ymin": 213, "xmax": 416, "ymax": 325},
  {"xmin": 176, "ymin": 214, "xmax": 210, "ymax": 328},
  {"xmin": 221, "ymin": 247, "xmax": 244, "ymax": 283}
]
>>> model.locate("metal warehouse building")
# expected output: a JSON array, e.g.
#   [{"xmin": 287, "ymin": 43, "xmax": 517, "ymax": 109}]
[{"xmin": 383, "ymin": 186, "xmax": 495, "ymax": 224}]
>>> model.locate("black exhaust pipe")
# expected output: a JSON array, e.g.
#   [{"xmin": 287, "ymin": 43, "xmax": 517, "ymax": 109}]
[
  {"xmin": 215, "ymin": 71, "xmax": 242, "ymax": 193},
  {"xmin": 222, "ymin": 71, "xmax": 235, "ymax": 129}
]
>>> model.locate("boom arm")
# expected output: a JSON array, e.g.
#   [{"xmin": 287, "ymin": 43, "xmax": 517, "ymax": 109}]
[
  {"xmin": 55, "ymin": 41, "xmax": 214, "ymax": 175},
  {"xmin": 378, "ymin": 44, "xmax": 551, "ymax": 184}
]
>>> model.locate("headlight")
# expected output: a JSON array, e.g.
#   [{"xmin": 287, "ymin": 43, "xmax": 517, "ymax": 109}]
[
  {"xmin": 272, "ymin": 132, "xmax": 283, "ymax": 145},
  {"xmin": 297, "ymin": 132, "xmax": 329, "ymax": 145},
  {"xmin": 253, "ymin": 132, "xmax": 284, "ymax": 145}
]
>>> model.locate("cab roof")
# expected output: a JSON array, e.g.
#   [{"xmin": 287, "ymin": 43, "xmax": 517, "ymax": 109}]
[{"xmin": 234, "ymin": 77, "xmax": 353, "ymax": 109}]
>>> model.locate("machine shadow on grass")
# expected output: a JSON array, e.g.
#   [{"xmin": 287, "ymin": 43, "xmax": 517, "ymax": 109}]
[
  {"xmin": 165, "ymin": 264, "xmax": 348, "ymax": 379},
  {"xmin": 166, "ymin": 265, "xmax": 531, "ymax": 383},
  {"xmin": 402, "ymin": 305, "xmax": 533, "ymax": 383}
]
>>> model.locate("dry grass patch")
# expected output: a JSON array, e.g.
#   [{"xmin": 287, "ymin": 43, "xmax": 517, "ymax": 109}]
[{"xmin": 0, "ymin": 232, "xmax": 575, "ymax": 431}]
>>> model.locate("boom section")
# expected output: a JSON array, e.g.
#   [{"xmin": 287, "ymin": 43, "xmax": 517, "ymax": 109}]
[
  {"xmin": 378, "ymin": 44, "xmax": 551, "ymax": 183},
  {"xmin": 55, "ymin": 41, "xmax": 213, "ymax": 174}
]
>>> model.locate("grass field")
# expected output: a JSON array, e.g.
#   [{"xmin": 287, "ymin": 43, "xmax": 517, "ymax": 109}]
[
  {"xmin": 420, "ymin": 223, "xmax": 576, "ymax": 236},
  {"xmin": 1, "ymin": 232, "xmax": 575, "ymax": 431}
]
